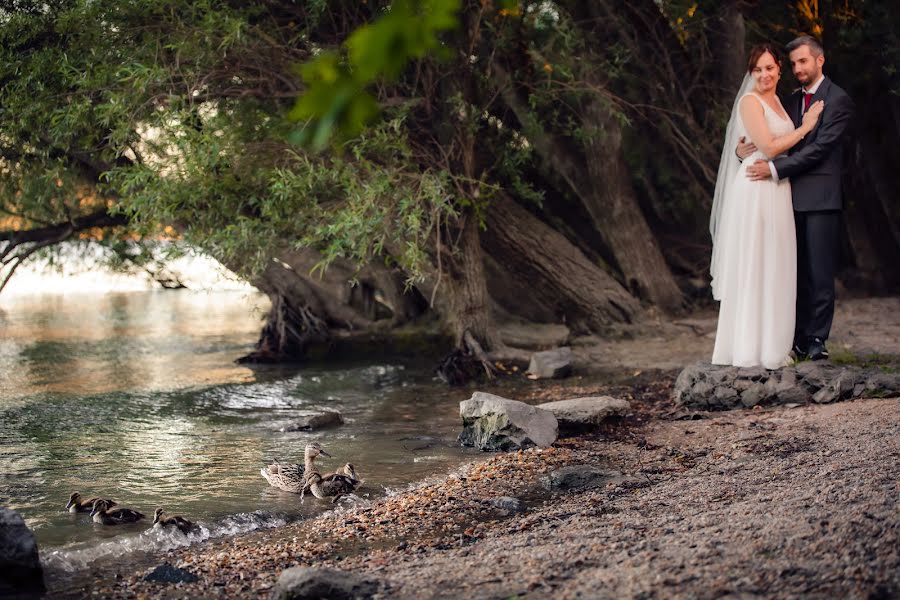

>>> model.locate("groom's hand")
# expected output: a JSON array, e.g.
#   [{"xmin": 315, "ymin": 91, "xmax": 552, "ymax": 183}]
[
  {"xmin": 746, "ymin": 160, "xmax": 772, "ymax": 181},
  {"xmin": 736, "ymin": 136, "xmax": 757, "ymax": 160}
]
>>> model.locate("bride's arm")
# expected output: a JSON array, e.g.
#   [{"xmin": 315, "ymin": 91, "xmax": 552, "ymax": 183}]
[{"xmin": 739, "ymin": 96, "xmax": 821, "ymax": 158}]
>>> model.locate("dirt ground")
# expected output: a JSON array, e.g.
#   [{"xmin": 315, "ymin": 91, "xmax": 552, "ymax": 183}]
[
  {"xmin": 50, "ymin": 296, "xmax": 900, "ymax": 599},
  {"xmin": 573, "ymin": 295, "xmax": 900, "ymax": 372}
]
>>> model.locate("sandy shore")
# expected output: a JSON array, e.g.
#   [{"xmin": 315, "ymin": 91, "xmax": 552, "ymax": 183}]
[{"xmin": 47, "ymin": 296, "xmax": 900, "ymax": 599}]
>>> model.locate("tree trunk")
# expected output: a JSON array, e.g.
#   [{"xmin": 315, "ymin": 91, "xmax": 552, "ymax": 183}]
[
  {"xmin": 481, "ymin": 193, "xmax": 640, "ymax": 333},
  {"xmin": 238, "ymin": 248, "xmax": 428, "ymax": 362},
  {"xmin": 493, "ymin": 63, "xmax": 684, "ymax": 313},
  {"xmin": 580, "ymin": 96, "xmax": 685, "ymax": 312}
]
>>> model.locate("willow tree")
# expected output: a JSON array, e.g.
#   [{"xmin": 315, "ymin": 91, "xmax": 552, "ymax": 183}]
[{"xmin": 2, "ymin": 0, "xmax": 896, "ymax": 375}]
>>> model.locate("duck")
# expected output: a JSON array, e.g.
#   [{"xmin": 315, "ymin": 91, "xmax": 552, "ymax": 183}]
[
  {"xmin": 66, "ymin": 491, "xmax": 117, "ymax": 513},
  {"xmin": 260, "ymin": 442, "xmax": 331, "ymax": 493},
  {"xmin": 152, "ymin": 508, "xmax": 195, "ymax": 534},
  {"xmin": 90, "ymin": 499, "xmax": 145, "ymax": 525},
  {"xmin": 302, "ymin": 463, "xmax": 362, "ymax": 503}
]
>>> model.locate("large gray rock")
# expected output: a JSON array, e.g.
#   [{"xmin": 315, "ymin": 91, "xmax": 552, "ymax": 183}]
[
  {"xmin": 527, "ymin": 347, "xmax": 573, "ymax": 379},
  {"xmin": 271, "ymin": 566, "xmax": 378, "ymax": 600},
  {"xmin": 673, "ymin": 362, "xmax": 900, "ymax": 410},
  {"xmin": 458, "ymin": 392, "xmax": 558, "ymax": 451},
  {"xmin": 280, "ymin": 410, "xmax": 344, "ymax": 432},
  {"xmin": 537, "ymin": 396, "xmax": 630, "ymax": 430},
  {"xmin": 0, "ymin": 508, "xmax": 44, "ymax": 597}
]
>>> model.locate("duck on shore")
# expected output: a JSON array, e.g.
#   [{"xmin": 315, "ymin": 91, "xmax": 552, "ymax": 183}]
[
  {"xmin": 90, "ymin": 499, "xmax": 145, "ymax": 525},
  {"xmin": 302, "ymin": 463, "xmax": 362, "ymax": 503},
  {"xmin": 260, "ymin": 442, "xmax": 331, "ymax": 493},
  {"xmin": 66, "ymin": 492, "xmax": 116, "ymax": 513},
  {"xmin": 152, "ymin": 508, "xmax": 195, "ymax": 534}
]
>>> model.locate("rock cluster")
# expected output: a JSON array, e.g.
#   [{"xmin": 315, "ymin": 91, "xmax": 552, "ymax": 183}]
[{"xmin": 673, "ymin": 361, "xmax": 900, "ymax": 410}]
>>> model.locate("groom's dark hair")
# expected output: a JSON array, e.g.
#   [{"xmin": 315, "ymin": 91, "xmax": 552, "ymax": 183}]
[{"xmin": 786, "ymin": 35, "xmax": 824, "ymax": 57}]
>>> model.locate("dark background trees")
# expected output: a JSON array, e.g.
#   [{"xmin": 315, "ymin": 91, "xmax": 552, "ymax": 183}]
[{"xmin": 1, "ymin": 0, "xmax": 896, "ymax": 367}]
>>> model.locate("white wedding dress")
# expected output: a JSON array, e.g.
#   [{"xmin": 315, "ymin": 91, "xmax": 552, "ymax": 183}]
[{"xmin": 711, "ymin": 93, "xmax": 797, "ymax": 369}]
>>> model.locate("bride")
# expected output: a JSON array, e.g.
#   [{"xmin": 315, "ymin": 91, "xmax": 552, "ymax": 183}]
[{"xmin": 710, "ymin": 44, "xmax": 823, "ymax": 369}]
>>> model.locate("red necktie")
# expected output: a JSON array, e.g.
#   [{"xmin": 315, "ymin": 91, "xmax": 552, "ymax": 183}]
[{"xmin": 804, "ymin": 92, "xmax": 813, "ymax": 111}]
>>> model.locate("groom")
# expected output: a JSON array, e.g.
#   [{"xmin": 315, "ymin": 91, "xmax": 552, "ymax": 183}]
[{"xmin": 738, "ymin": 36, "xmax": 854, "ymax": 361}]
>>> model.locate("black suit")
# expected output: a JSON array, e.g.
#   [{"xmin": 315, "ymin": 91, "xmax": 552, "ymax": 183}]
[{"xmin": 773, "ymin": 77, "xmax": 854, "ymax": 346}]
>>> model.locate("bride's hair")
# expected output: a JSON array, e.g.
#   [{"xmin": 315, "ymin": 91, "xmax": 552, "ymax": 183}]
[{"xmin": 746, "ymin": 43, "xmax": 782, "ymax": 74}]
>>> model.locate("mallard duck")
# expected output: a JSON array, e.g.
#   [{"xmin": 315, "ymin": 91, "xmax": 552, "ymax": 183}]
[
  {"xmin": 90, "ymin": 499, "xmax": 145, "ymax": 525},
  {"xmin": 153, "ymin": 508, "xmax": 195, "ymax": 534},
  {"xmin": 260, "ymin": 442, "xmax": 331, "ymax": 493},
  {"xmin": 302, "ymin": 463, "xmax": 362, "ymax": 503},
  {"xmin": 66, "ymin": 492, "xmax": 117, "ymax": 513}
]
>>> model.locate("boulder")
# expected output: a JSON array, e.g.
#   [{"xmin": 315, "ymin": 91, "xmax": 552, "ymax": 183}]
[
  {"xmin": 0, "ymin": 508, "xmax": 44, "ymax": 597},
  {"xmin": 537, "ymin": 396, "xmax": 630, "ymax": 431},
  {"xmin": 458, "ymin": 392, "xmax": 558, "ymax": 451},
  {"xmin": 526, "ymin": 347, "xmax": 573, "ymax": 379},
  {"xmin": 281, "ymin": 410, "xmax": 344, "ymax": 432},
  {"xmin": 271, "ymin": 567, "xmax": 378, "ymax": 600},
  {"xmin": 542, "ymin": 465, "xmax": 625, "ymax": 491}
]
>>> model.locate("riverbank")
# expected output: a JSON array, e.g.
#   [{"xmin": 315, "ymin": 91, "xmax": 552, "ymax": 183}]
[
  {"xmin": 57, "ymin": 392, "xmax": 899, "ymax": 599},
  {"xmin": 45, "ymin": 296, "xmax": 900, "ymax": 599}
]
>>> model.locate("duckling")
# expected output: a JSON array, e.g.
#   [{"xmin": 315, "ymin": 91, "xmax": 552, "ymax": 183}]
[
  {"xmin": 260, "ymin": 442, "xmax": 332, "ymax": 493},
  {"xmin": 152, "ymin": 508, "xmax": 195, "ymax": 534},
  {"xmin": 302, "ymin": 464, "xmax": 362, "ymax": 503},
  {"xmin": 65, "ymin": 491, "xmax": 117, "ymax": 513},
  {"xmin": 331, "ymin": 463, "xmax": 361, "ymax": 484},
  {"xmin": 90, "ymin": 499, "xmax": 145, "ymax": 525}
]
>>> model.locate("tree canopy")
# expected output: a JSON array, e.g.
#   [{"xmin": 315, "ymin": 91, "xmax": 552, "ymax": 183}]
[{"xmin": 2, "ymin": 0, "xmax": 897, "ymax": 367}]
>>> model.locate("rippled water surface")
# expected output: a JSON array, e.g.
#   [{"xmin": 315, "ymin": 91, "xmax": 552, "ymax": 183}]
[{"xmin": 0, "ymin": 290, "xmax": 474, "ymax": 573}]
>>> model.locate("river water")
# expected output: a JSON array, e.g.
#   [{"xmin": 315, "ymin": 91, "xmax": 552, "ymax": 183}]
[{"xmin": 0, "ymin": 290, "xmax": 475, "ymax": 575}]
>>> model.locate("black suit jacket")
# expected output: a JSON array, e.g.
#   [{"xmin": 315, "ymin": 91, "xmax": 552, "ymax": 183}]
[{"xmin": 773, "ymin": 77, "xmax": 854, "ymax": 212}]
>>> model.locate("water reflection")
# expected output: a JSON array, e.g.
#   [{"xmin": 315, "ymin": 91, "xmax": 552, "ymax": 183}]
[{"xmin": 0, "ymin": 290, "xmax": 475, "ymax": 574}]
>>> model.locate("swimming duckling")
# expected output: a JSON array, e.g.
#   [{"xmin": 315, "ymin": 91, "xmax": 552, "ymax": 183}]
[
  {"xmin": 302, "ymin": 464, "xmax": 362, "ymax": 503},
  {"xmin": 152, "ymin": 508, "xmax": 195, "ymax": 534},
  {"xmin": 90, "ymin": 499, "xmax": 145, "ymax": 525},
  {"xmin": 331, "ymin": 463, "xmax": 360, "ymax": 484},
  {"xmin": 260, "ymin": 442, "xmax": 332, "ymax": 493},
  {"xmin": 66, "ymin": 492, "xmax": 117, "ymax": 513}
]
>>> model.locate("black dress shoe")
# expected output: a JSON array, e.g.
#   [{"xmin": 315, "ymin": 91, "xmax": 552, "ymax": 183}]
[{"xmin": 807, "ymin": 338, "xmax": 829, "ymax": 361}]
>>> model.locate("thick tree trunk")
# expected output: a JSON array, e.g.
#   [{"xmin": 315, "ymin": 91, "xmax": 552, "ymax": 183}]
[
  {"xmin": 442, "ymin": 210, "xmax": 503, "ymax": 351},
  {"xmin": 481, "ymin": 193, "xmax": 640, "ymax": 333},
  {"xmin": 238, "ymin": 248, "xmax": 428, "ymax": 362},
  {"xmin": 580, "ymin": 97, "xmax": 685, "ymax": 312},
  {"xmin": 710, "ymin": 0, "xmax": 746, "ymax": 95},
  {"xmin": 493, "ymin": 64, "xmax": 684, "ymax": 313}
]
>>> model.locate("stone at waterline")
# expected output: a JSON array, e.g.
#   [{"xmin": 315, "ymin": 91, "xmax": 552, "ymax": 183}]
[
  {"xmin": 459, "ymin": 392, "xmax": 558, "ymax": 451},
  {"xmin": 0, "ymin": 508, "xmax": 45, "ymax": 597},
  {"xmin": 542, "ymin": 465, "xmax": 626, "ymax": 491},
  {"xmin": 527, "ymin": 347, "xmax": 573, "ymax": 379},
  {"xmin": 537, "ymin": 396, "xmax": 630, "ymax": 430},
  {"xmin": 280, "ymin": 410, "xmax": 344, "ymax": 432},
  {"xmin": 143, "ymin": 563, "xmax": 199, "ymax": 584},
  {"xmin": 271, "ymin": 566, "xmax": 378, "ymax": 600}
]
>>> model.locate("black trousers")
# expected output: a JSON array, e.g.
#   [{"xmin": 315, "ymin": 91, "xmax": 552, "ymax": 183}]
[{"xmin": 794, "ymin": 210, "xmax": 841, "ymax": 345}]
